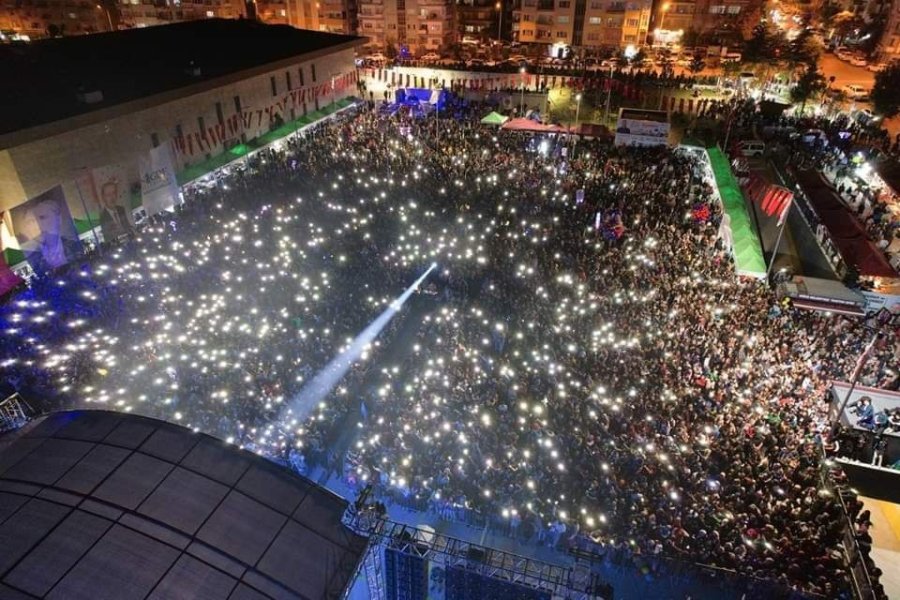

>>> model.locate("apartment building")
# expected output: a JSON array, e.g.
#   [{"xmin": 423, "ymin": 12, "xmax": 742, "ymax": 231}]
[
  {"xmin": 357, "ymin": 0, "xmax": 454, "ymax": 53},
  {"xmin": 117, "ymin": 0, "xmax": 242, "ymax": 29},
  {"xmin": 457, "ymin": 0, "xmax": 502, "ymax": 41},
  {"xmin": 879, "ymin": 0, "xmax": 900, "ymax": 61},
  {"xmin": 0, "ymin": 0, "xmax": 111, "ymax": 38},
  {"xmin": 513, "ymin": 0, "xmax": 650, "ymax": 51},
  {"xmin": 650, "ymin": 0, "xmax": 757, "ymax": 43}
]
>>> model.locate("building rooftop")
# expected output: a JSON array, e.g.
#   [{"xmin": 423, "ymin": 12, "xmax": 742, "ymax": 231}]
[
  {"xmin": 0, "ymin": 410, "xmax": 368, "ymax": 599},
  {"xmin": 0, "ymin": 19, "xmax": 363, "ymax": 137}
]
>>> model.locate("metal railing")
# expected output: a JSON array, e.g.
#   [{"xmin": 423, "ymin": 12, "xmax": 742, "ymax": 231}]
[{"xmin": 817, "ymin": 445, "xmax": 880, "ymax": 600}]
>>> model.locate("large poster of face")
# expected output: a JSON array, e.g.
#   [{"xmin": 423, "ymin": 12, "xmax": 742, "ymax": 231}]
[
  {"xmin": 76, "ymin": 163, "xmax": 134, "ymax": 242},
  {"xmin": 9, "ymin": 186, "xmax": 83, "ymax": 275}
]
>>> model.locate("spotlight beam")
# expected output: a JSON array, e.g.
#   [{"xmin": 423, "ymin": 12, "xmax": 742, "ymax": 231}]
[{"xmin": 284, "ymin": 263, "xmax": 438, "ymax": 422}]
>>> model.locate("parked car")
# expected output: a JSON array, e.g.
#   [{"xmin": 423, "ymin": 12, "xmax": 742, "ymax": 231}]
[
  {"xmin": 420, "ymin": 52, "xmax": 441, "ymax": 62},
  {"xmin": 850, "ymin": 55, "xmax": 868, "ymax": 67},
  {"xmin": 365, "ymin": 52, "xmax": 388, "ymax": 63},
  {"xmin": 721, "ymin": 52, "xmax": 742, "ymax": 63},
  {"xmin": 465, "ymin": 58, "xmax": 485, "ymax": 68},
  {"xmin": 836, "ymin": 50, "xmax": 854, "ymax": 61},
  {"xmin": 738, "ymin": 140, "xmax": 766, "ymax": 157},
  {"xmin": 843, "ymin": 83, "xmax": 870, "ymax": 99},
  {"xmin": 851, "ymin": 108, "xmax": 880, "ymax": 125},
  {"xmin": 866, "ymin": 62, "xmax": 886, "ymax": 72}
]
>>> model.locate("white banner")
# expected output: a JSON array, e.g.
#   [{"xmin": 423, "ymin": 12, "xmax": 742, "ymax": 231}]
[{"xmin": 139, "ymin": 145, "xmax": 179, "ymax": 216}]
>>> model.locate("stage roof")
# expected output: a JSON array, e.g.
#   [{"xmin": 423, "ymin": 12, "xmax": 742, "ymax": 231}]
[
  {"xmin": 0, "ymin": 19, "xmax": 363, "ymax": 138},
  {"xmin": 794, "ymin": 169, "xmax": 897, "ymax": 278},
  {"xmin": 0, "ymin": 410, "xmax": 367, "ymax": 599}
]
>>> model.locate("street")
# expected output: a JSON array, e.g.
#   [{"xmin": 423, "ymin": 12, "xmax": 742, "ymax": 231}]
[{"xmin": 818, "ymin": 54, "xmax": 875, "ymax": 88}]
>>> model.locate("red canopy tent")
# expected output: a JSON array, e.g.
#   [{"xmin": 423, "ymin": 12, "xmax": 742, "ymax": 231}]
[{"xmin": 500, "ymin": 118, "xmax": 562, "ymax": 133}]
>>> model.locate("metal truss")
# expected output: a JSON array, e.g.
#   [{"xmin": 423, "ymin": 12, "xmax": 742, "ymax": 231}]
[{"xmin": 344, "ymin": 509, "xmax": 598, "ymax": 600}]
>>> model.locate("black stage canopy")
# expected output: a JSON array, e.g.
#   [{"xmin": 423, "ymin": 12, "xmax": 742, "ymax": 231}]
[{"xmin": 0, "ymin": 410, "xmax": 367, "ymax": 599}]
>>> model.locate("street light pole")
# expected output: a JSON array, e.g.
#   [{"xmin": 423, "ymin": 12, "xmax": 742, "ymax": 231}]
[
  {"xmin": 519, "ymin": 67, "xmax": 526, "ymax": 115},
  {"xmin": 96, "ymin": 3, "xmax": 113, "ymax": 31},
  {"xmin": 497, "ymin": 1, "xmax": 503, "ymax": 43},
  {"xmin": 570, "ymin": 92, "xmax": 581, "ymax": 157},
  {"xmin": 604, "ymin": 64, "xmax": 613, "ymax": 126},
  {"xmin": 658, "ymin": 2, "xmax": 670, "ymax": 35}
]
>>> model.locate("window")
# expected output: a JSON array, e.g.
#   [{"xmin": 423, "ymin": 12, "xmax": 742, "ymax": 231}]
[
  {"xmin": 709, "ymin": 4, "xmax": 725, "ymax": 12},
  {"xmin": 279, "ymin": 8, "xmax": 285, "ymax": 15},
  {"xmin": 175, "ymin": 124, "xmax": 183, "ymax": 138},
  {"xmin": 197, "ymin": 116, "xmax": 205, "ymax": 134},
  {"xmin": 233, "ymin": 95, "xmax": 241, "ymax": 113},
  {"xmin": 205, "ymin": 9, "xmax": 213, "ymax": 16},
  {"xmin": 270, "ymin": 75, "xmax": 277, "ymax": 96},
  {"xmin": 215, "ymin": 101, "xmax": 224, "ymax": 124},
  {"xmin": 556, "ymin": 30, "xmax": 567, "ymax": 37},
  {"xmin": 589, "ymin": 0, "xmax": 601, "ymax": 7},
  {"xmin": 311, "ymin": 64, "xmax": 317, "ymax": 81},
  {"xmin": 626, "ymin": 17, "xmax": 637, "ymax": 25},
  {"xmin": 624, "ymin": 34, "xmax": 635, "ymax": 42},
  {"xmin": 586, "ymin": 32, "xmax": 599, "ymax": 40},
  {"xmin": 299, "ymin": 66, "xmax": 305, "ymax": 86},
  {"xmin": 150, "ymin": 132, "xmax": 159, "ymax": 148},
  {"xmin": 557, "ymin": 0, "xmax": 569, "ymax": 6},
  {"xmin": 286, "ymin": 70, "xmax": 292, "ymax": 90},
  {"xmin": 557, "ymin": 15, "xmax": 569, "ymax": 22},
  {"xmin": 588, "ymin": 16, "xmax": 601, "ymax": 23},
  {"xmin": 726, "ymin": 4, "xmax": 741, "ymax": 13}
]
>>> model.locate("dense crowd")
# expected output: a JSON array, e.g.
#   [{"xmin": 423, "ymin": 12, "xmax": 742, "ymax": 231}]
[{"xmin": 2, "ymin": 103, "xmax": 898, "ymax": 598}]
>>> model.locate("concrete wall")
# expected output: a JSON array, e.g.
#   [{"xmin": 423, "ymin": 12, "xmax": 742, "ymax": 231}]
[{"xmin": 0, "ymin": 48, "xmax": 357, "ymax": 217}]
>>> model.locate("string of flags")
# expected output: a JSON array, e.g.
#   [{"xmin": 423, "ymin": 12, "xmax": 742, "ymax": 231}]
[{"xmin": 170, "ymin": 71, "xmax": 358, "ymax": 157}]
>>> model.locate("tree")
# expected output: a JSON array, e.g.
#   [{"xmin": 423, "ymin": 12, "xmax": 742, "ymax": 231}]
[
  {"xmin": 790, "ymin": 65, "xmax": 827, "ymax": 114},
  {"xmin": 872, "ymin": 61, "xmax": 900, "ymax": 118},
  {"xmin": 743, "ymin": 23, "xmax": 781, "ymax": 64},
  {"xmin": 787, "ymin": 28, "xmax": 821, "ymax": 67},
  {"xmin": 688, "ymin": 53, "xmax": 706, "ymax": 75}
]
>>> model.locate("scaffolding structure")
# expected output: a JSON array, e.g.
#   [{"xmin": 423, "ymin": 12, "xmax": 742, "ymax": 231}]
[
  {"xmin": 344, "ymin": 508, "xmax": 603, "ymax": 600},
  {"xmin": 0, "ymin": 393, "xmax": 33, "ymax": 433}
]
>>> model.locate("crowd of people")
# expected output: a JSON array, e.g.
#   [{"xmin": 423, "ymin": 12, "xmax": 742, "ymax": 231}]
[{"xmin": 1, "ymin": 101, "xmax": 897, "ymax": 599}]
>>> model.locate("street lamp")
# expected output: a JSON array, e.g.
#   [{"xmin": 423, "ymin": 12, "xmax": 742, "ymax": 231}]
[
  {"xmin": 519, "ymin": 66, "xmax": 526, "ymax": 115},
  {"xmin": 496, "ymin": 1, "xmax": 503, "ymax": 43},
  {"xmin": 658, "ymin": 2, "xmax": 670, "ymax": 40},
  {"xmin": 96, "ymin": 3, "xmax": 113, "ymax": 31},
  {"xmin": 570, "ymin": 92, "xmax": 582, "ymax": 157}
]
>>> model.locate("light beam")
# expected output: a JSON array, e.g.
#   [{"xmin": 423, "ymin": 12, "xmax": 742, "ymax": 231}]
[{"xmin": 284, "ymin": 263, "xmax": 437, "ymax": 422}]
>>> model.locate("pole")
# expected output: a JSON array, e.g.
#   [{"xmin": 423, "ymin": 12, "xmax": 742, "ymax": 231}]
[
  {"xmin": 604, "ymin": 65, "xmax": 613, "ymax": 127},
  {"xmin": 74, "ymin": 175, "xmax": 102, "ymax": 250},
  {"xmin": 765, "ymin": 202, "xmax": 790, "ymax": 278},
  {"xmin": 571, "ymin": 94, "xmax": 581, "ymax": 158},
  {"xmin": 830, "ymin": 333, "xmax": 880, "ymax": 439},
  {"xmin": 497, "ymin": 1, "xmax": 502, "ymax": 43},
  {"xmin": 520, "ymin": 69, "xmax": 526, "ymax": 115}
]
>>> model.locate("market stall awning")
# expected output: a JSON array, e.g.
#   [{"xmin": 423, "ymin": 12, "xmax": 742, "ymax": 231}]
[
  {"xmin": 706, "ymin": 147, "xmax": 767, "ymax": 278},
  {"xmin": 480, "ymin": 111, "xmax": 509, "ymax": 125},
  {"xmin": 794, "ymin": 169, "xmax": 897, "ymax": 278}
]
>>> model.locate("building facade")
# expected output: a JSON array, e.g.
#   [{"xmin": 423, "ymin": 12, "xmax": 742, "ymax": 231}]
[
  {"xmin": 512, "ymin": 0, "xmax": 651, "ymax": 51},
  {"xmin": 0, "ymin": 0, "xmax": 112, "ymax": 38},
  {"xmin": 650, "ymin": 0, "xmax": 757, "ymax": 44},
  {"xmin": 116, "ymin": 0, "xmax": 243, "ymax": 29},
  {"xmin": 457, "ymin": 0, "xmax": 500, "ymax": 41},
  {"xmin": 880, "ymin": 0, "xmax": 900, "ymax": 61},
  {"xmin": 357, "ymin": 0, "xmax": 454, "ymax": 54},
  {"xmin": 0, "ymin": 21, "xmax": 363, "ymax": 214}
]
